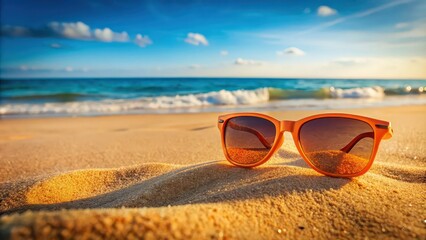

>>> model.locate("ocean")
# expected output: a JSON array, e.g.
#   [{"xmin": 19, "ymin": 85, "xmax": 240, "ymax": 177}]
[{"xmin": 1, "ymin": 78, "xmax": 425, "ymax": 118}]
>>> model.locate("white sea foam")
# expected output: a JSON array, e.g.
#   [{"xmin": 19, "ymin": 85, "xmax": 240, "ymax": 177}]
[
  {"xmin": 1, "ymin": 86, "xmax": 425, "ymax": 117},
  {"xmin": 0, "ymin": 88, "xmax": 270, "ymax": 115},
  {"xmin": 329, "ymin": 86, "xmax": 385, "ymax": 98}
]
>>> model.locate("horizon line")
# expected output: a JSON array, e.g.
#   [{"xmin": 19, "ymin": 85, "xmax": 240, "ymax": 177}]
[{"xmin": 1, "ymin": 76, "xmax": 426, "ymax": 81}]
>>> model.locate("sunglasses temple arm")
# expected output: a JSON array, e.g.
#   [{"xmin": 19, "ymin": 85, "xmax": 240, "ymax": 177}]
[
  {"xmin": 383, "ymin": 126, "xmax": 393, "ymax": 140},
  {"xmin": 227, "ymin": 121, "xmax": 272, "ymax": 148},
  {"xmin": 340, "ymin": 132, "xmax": 374, "ymax": 153}
]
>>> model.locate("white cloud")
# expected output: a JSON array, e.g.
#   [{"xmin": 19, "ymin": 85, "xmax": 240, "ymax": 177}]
[
  {"xmin": 189, "ymin": 64, "xmax": 201, "ymax": 69},
  {"xmin": 49, "ymin": 22, "xmax": 130, "ymax": 42},
  {"xmin": 134, "ymin": 34, "xmax": 152, "ymax": 47},
  {"xmin": 17, "ymin": 66, "xmax": 39, "ymax": 71},
  {"xmin": 220, "ymin": 50, "xmax": 229, "ymax": 56},
  {"xmin": 300, "ymin": 1, "xmax": 412, "ymax": 35},
  {"xmin": 94, "ymin": 28, "xmax": 113, "ymax": 41},
  {"xmin": 331, "ymin": 58, "xmax": 368, "ymax": 66},
  {"xmin": 6, "ymin": 56, "xmax": 425, "ymax": 79},
  {"xmin": 19, "ymin": 65, "xmax": 28, "ymax": 71},
  {"xmin": 114, "ymin": 32, "xmax": 130, "ymax": 42},
  {"xmin": 322, "ymin": 57, "xmax": 426, "ymax": 78},
  {"xmin": 185, "ymin": 33, "xmax": 209, "ymax": 46},
  {"xmin": 50, "ymin": 43, "xmax": 62, "ymax": 48},
  {"xmin": 93, "ymin": 28, "xmax": 129, "ymax": 42},
  {"xmin": 317, "ymin": 6, "xmax": 337, "ymax": 17},
  {"xmin": 1, "ymin": 21, "xmax": 150, "ymax": 47},
  {"xmin": 48, "ymin": 21, "xmax": 91, "ymax": 39},
  {"xmin": 234, "ymin": 58, "xmax": 263, "ymax": 66},
  {"xmin": 390, "ymin": 21, "xmax": 426, "ymax": 39},
  {"xmin": 395, "ymin": 22, "xmax": 409, "ymax": 29},
  {"xmin": 277, "ymin": 47, "xmax": 306, "ymax": 56},
  {"xmin": 5, "ymin": 65, "xmax": 94, "ymax": 74}
]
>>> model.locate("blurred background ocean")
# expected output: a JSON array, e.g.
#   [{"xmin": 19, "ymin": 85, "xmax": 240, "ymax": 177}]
[{"xmin": 1, "ymin": 78, "xmax": 425, "ymax": 117}]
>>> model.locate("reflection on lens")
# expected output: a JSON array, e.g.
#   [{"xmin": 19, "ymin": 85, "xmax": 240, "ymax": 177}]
[
  {"xmin": 299, "ymin": 117, "xmax": 374, "ymax": 175},
  {"xmin": 225, "ymin": 116, "xmax": 276, "ymax": 164}
]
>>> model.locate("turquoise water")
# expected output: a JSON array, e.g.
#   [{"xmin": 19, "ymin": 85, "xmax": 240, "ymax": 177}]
[{"xmin": 1, "ymin": 78, "xmax": 425, "ymax": 117}]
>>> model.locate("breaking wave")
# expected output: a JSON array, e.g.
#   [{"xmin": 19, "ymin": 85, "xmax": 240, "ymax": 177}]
[{"xmin": 0, "ymin": 86, "xmax": 424, "ymax": 116}]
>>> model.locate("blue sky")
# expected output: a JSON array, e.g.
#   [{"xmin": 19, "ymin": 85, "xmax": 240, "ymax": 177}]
[{"xmin": 1, "ymin": 0, "xmax": 425, "ymax": 78}]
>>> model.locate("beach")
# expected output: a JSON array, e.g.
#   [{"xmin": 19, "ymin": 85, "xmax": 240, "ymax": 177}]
[
  {"xmin": 0, "ymin": 105, "xmax": 425, "ymax": 239},
  {"xmin": 2, "ymin": 0, "xmax": 426, "ymax": 238}
]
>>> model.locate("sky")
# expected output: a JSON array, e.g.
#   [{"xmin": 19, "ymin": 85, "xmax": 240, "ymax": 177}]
[{"xmin": 1, "ymin": 0, "xmax": 425, "ymax": 79}]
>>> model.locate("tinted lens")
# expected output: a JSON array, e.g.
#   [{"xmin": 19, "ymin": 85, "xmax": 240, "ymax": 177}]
[
  {"xmin": 224, "ymin": 116, "xmax": 276, "ymax": 164},
  {"xmin": 299, "ymin": 117, "xmax": 374, "ymax": 175}
]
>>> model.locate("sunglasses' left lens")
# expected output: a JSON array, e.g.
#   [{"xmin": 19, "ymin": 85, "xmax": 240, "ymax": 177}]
[{"xmin": 224, "ymin": 116, "xmax": 276, "ymax": 165}]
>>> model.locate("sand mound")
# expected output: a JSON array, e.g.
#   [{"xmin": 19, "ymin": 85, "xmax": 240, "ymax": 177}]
[
  {"xmin": 26, "ymin": 164, "xmax": 179, "ymax": 204},
  {"xmin": 0, "ymin": 164, "xmax": 179, "ymax": 211},
  {"xmin": 1, "ymin": 159, "xmax": 425, "ymax": 239}
]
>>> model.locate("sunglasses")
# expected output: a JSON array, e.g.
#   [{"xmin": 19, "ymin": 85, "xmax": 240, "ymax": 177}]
[{"xmin": 217, "ymin": 113, "xmax": 393, "ymax": 178}]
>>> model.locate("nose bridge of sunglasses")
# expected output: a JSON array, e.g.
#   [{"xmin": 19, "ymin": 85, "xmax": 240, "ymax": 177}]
[{"xmin": 280, "ymin": 120, "xmax": 295, "ymax": 132}]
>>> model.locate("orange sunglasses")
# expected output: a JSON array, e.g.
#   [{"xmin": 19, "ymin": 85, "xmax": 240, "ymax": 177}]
[{"xmin": 218, "ymin": 113, "xmax": 393, "ymax": 178}]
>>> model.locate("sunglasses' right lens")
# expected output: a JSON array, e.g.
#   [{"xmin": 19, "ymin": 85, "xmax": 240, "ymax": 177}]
[
  {"xmin": 299, "ymin": 117, "xmax": 374, "ymax": 175},
  {"xmin": 224, "ymin": 116, "xmax": 276, "ymax": 165}
]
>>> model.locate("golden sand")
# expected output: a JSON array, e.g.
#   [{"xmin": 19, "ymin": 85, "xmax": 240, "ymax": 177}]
[
  {"xmin": 305, "ymin": 150, "xmax": 369, "ymax": 175},
  {"xmin": 225, "ymin": 148, "xmax": 270, "ymax": 164},
  {"xmin": 1, "ymin": 106, "xmax": 425, "ymax": 239}
]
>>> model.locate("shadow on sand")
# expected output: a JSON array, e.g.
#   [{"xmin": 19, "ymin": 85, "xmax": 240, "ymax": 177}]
[{"xmin": 1, "ymin": 158, "xmax": 352, "ymax": 215}]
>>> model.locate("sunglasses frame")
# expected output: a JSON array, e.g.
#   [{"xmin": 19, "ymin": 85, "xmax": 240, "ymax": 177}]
[{"xmin": 218, "ymin": 113, "xmax": 393, "ymax": 178}]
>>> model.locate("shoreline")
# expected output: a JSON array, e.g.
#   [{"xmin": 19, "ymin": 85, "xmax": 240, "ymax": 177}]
[
  {"xmin": 1, "ymin": 97, "xmax": 426, "ymax": 120},
  {"xmin": 1, "ymin": 103, "xmax": 424, "ymax": 121}
]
